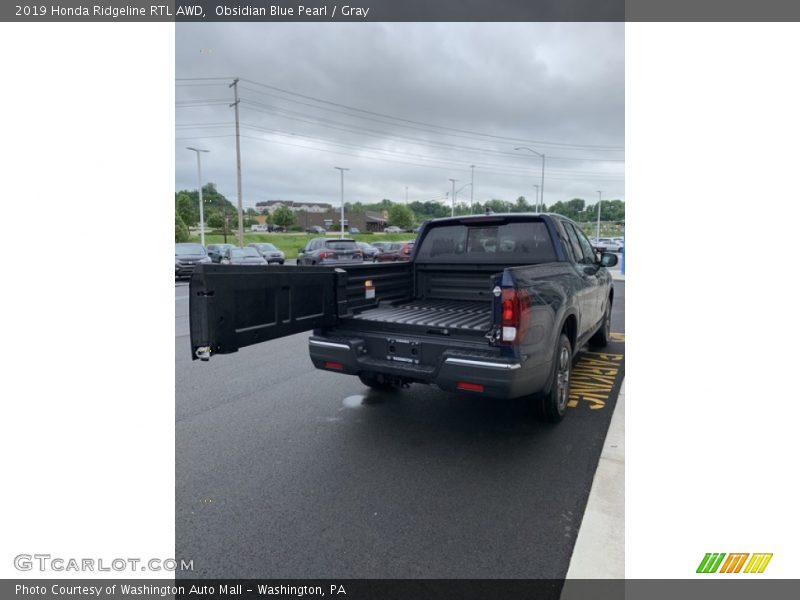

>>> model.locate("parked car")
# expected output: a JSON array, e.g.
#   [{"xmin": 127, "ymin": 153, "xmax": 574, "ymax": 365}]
[
  {"xmin": 297, "ymin": 238, "xmax": 364, "ymax": 266},
  {"xmin": 190, "ymin": 213, "xmax": 618, "ymax": 423},
  {"xmin": 384, "ymin": 225, "xmax": 403, "ymax": 233},
  {"xmin": 206, "ymin": 243, "xmax": 236, "ymax": 263},
  {"xmin": 374, "ymin": 241, "xmax": 415, "ymax": 262},
  {"xmin": 250, "ymin": 224, "xmax": 269, "ymax": 232},
  {"xmin": 248, "ymin": 242, "xmax": 285, "ymax": 264},
  {"xmin": 370, "ymin": 241, "xmax": 393, "ymax": 254},
  {"xmin": 175, "ymin": 243, "xmax": 211, "ymax": 279},
  {"xmin": 349, "ymin": 227, "xmax": 361, "ymax": 235},
  {"xmin": 305, "ymin": 225, "xmax": 327, "ymax": 234},
  {"xmin": 592, "ymin": 238, "xmax": 623, "ymax": 253},
  {"xmin": 219, "ymin": 246, "xmax": 268, "ymax": 266},
  {"xmin": 356, "ymin": 241, "xmax": 379, "ymax": 261},
  {"xmin": 268, "ymin": 224, "xmax": 285, "ymax": 232}
]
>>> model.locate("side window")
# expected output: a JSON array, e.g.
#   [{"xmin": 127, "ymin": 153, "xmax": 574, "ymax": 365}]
[
  {"xmin": 574, "ymin": 227, "xmax": 598, "ymax": 264},
  {"xmin": 555, "ymin": 220, "xmax": 576, "ymax": 262},
  {"xmin": 562, "ymin": 222, "xmax": 586, "ymax": 264}
]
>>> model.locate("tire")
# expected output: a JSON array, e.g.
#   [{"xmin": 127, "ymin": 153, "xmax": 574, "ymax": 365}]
[
  {"xmin": 358, "ymin": 372, "xmax": 396, "ymax": 391},
  {"xmin": 589, "ymin": 297, "xmax": 612, "ymax": 348},
  {"xmin": 536, "ymin": 333, "xmax": 572, "ymax": 423}
]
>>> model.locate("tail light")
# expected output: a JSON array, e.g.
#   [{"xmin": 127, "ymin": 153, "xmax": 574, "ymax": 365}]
[
  {"xmin": 354, "ymin": 251, "xmax": 363, "ymax": 258},
  {"xmin": 457, "ymin": 382, "xmax": 484, "ymax": 393},
  {"xmin": 500, "ymin": 288, "xmax": 528, "ymax": 343},
  {"xmin": 319, "ymin": 251, "xmax": 332, "ymax": 259}
]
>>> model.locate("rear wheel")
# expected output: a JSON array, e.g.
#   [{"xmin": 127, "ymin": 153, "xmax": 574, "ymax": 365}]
[
  {"xmin": 589, "ymin": 298, "xmax": 612, "ymax": 348},
  {"xmin": 358, "ymin": 372, "xmax": 397, "ymax": 391},
  {"xmin": 536, "ymin": 333, "xmax": 572, "ymax": 423}
]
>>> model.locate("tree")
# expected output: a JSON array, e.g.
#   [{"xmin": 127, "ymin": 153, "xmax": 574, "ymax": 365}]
[
  {"xmin": 485, "ymin": 199, "xmax": 511, "ymax": 213},
  {"xmin": 207, "ymin": 213, "xmax": 225, "ymax": 229},
  {"xmin": 549, "ymin": 198, "xmax": 587, "ymax": 221},
  {"xmin": 388, "ymin": 203, "xmax": 415, "ymax": 229},
  {"xmin": 174, "ymin": 182, "xmax": 237, "ymax": 224},
  {"xmin": 512, "ymin": 196, "xmax": 530, "ymax": 212},
  {"xmin": 272, "ymin": 205, "xmax": 296, "ymax": 229},
  {"xmin": 175, "ymin": 210, "xmax": 189, "ymax": 243},
  {"xmin": 175, "ymin": 192, "xmax": 197, "ymax": 227}
]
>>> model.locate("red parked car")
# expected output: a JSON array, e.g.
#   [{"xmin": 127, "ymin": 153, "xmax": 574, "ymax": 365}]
[{"xmin": 374, "ymin": 241, "xmax": 415, "ymax": 262}]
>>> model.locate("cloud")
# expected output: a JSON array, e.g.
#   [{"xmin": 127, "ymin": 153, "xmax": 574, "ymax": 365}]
[{"xmin": 175, "ymin": 22, "xmax": 624, "ymax": 209}]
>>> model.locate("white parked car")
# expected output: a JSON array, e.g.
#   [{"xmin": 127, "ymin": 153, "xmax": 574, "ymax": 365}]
[{"xmin": 593, "ymin": 238, "xmax": 623, "ymax": 253}]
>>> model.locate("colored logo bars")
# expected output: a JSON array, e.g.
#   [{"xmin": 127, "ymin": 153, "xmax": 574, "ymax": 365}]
[{"xmin": 696, "ymin": 553, "xmax": 773, "ymax": 574}]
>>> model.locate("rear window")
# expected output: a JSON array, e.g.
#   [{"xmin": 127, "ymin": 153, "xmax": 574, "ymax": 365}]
[
  {"xmin": 416, "ymin": 221, "xmax": 556, "ymax": 263},
  {"xmin": 324, "ymin": 240, "xmax": 357, "ymax": 250},
  {"xmin": 175, "ymin": 244, "xmax": 206, "ymax": 256}
]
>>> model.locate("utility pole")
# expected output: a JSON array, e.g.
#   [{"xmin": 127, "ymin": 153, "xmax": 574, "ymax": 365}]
[
  {"xmin": 449, "ymin": 178, "xmax": 457, "ymax": 217},
  {"xmin": 186, "ymin": 147, "xmax": 209, "ymax": 246},
  {"xmin": 229, "ymin": 77, "xmax": 244, "ymax": 247},
  {"xmin": 596, "ymin": 190, "xmax": 603, "ymax": 242},
  {"xmin": 470, "ymin": 165, "xmax": 475, "ymax": 204},
  {"xmin": 532, "ymin": 184, "xmax": 539, "ymax": 213},
  {"xmin": 334, "ymin": 167, "xmax": 349, "ymax": 239}
]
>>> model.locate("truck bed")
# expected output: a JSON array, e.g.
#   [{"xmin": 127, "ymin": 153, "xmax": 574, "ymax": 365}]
[{"xmin": 348, "ymin": 298, "xmax": 492, "ymax": 332}]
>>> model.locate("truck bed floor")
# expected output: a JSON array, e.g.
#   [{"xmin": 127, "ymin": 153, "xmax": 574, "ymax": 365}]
[{"xmin": 350, "ymin": 299, "xmax": 492, "ymax": 331}]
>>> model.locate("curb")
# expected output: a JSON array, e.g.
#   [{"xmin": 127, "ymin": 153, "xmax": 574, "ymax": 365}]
[{"xmin": 564, "ymin": 379, "xmax": 625, "ymax": 580}]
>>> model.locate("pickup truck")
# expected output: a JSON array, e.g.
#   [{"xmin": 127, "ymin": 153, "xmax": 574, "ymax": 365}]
[{"xmin": 189, "ymin": 213, "xmax": 618, "ymax": 422}]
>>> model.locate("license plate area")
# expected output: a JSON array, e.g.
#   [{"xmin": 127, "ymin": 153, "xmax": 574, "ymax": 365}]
[{"xmin": 384, "ymin": 337, "xmax": 420, "ymax": 365}]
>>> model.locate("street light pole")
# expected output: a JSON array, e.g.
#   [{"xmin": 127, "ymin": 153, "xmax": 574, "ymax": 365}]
[
  {"xmin": 596, "ymin": 190, "xmax": 603, "ymax": 241},
  {"xmin": 532, "ymin": 184, "xmax": 540, "ymax": 213},
  {"xmin": 334, "ymin": 166, "xmax": 349, "ymax": 239},
  {"xmin": 186, "ymin": 147, "xmax": 209, "ymax": 246},
  {"xmin": 470, "ymin": 165, "xmax": 475, "ymax": 205},
  {"xmin": 514, "ymin": 147, "xmax": 545, "ymax": 212},
  {"xmin": 448, "ymin": 178, "xmax": 457, "ymax": 217}
]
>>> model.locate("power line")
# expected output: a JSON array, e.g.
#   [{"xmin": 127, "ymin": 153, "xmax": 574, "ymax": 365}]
[
  {"xmin": 236, "ymin": 122, "xmax": 622, "ymax": 177},
  {"xmin": 175, "ymin": 120, "xmax": 623, "ymax": 177},
  {"xmin": 239, "ymin": 84, "xmax": 623, "ymax": 158},
  {"xmin": 238, "ymin": 76, "xmax": 624, "ymax": 151},
  {"xmin": 239, "ymin": 97, "xmax": 624, "ymax": 165},
  {"xmin": 236, "ymin": 133, "xmax": 623, "ymax": 182}
]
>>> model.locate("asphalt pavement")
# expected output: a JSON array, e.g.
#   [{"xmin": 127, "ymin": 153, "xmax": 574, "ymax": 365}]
[{"xmin": 175, "ymin": 277, "xmax": 625, "ymax": 578}]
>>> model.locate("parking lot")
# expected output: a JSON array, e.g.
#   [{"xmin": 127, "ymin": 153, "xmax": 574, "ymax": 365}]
[{"xmin": 175, "ymin": 277, "xmax": 625, "ymax": 578}]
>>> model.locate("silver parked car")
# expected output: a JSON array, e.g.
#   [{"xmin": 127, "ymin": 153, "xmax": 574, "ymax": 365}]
[
  {"xmin": 220, "ymin": 246, "xmax": 268, "ymax": 265},
  {"xmin": 593, "ymin": 237, "xmax": 623, "ymax": 253},
  {"xmin": 297, "ymin": 238, "xmax": 364, "ymax": 266},
  {"xmin": 175, "ymin": 243, "xmax": 211, "ymax": 279},
  {"xmin": 248, "ymin": 242, "xmax": 285, "ymax": 264}
]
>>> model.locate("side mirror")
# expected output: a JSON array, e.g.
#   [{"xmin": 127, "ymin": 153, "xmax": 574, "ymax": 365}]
[{"xmin": 600, "ymin": 253, "xmax": 618, "ymax": 268}]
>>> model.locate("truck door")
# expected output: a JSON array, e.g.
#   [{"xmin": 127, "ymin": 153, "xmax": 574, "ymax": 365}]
[
  {"xmin": 560, "ymin": 222, "xmax": 601, "ymax": 336},
  {"xmin": 189, "ymin": 264, "xmax": 345, "ymax": 360}
]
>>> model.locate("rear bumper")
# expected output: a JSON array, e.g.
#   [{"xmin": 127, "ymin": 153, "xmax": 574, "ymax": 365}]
[{"xmin": 308, "ymin": 336, "xmax": 551, "ymax": 399}]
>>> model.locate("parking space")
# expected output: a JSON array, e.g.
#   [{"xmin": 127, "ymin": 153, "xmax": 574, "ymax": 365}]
[{"xmin": 175, "ymin": 279, "xmax": 624, "ymax": 578}]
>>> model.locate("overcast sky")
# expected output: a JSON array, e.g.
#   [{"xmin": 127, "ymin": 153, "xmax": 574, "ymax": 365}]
[{"xmin": 175, "ymin": 23, "xmax": 624, "ymax": 211}]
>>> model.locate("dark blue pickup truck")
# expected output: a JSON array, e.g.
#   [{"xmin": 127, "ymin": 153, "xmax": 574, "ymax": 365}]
[{"xmin": 189, "ymin": 213, "xmax": 617, "ymax": 422}]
